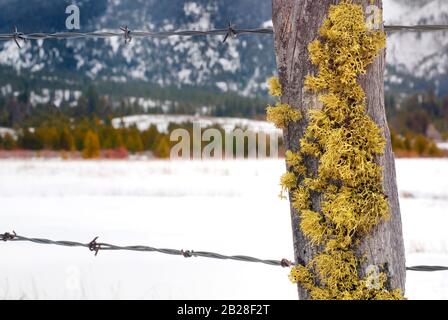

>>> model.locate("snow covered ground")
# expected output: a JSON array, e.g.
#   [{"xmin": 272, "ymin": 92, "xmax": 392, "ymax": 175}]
[{"xmin": 0, "ymin": 159, "xmax": 447, "ymax": 300}]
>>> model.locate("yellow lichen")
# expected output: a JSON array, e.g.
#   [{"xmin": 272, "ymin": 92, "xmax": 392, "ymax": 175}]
[
  {"xmin": 299, "ymin": 138, "xmax": 321, "ymax": 158},
  {"xmin": 289, "ymin": 251, "xmax": 405, "ymax": 300},
  {"xmin": 285, "ymin": 150, "xmax": 306, "ymax": 176},
  {"xmin": 300, "ymin": 210, "xmax": 329, "ymax": 245},
  {"xmin": 291, "ymin": 187, "xmax": 310, "ymax": 211},
  {"xmin": 266, "ymin": 103, "xmax": 302, "ymax": 129},
  {"xmin": 279, "ymin": 172, "xmax": 297, "ymax": 199},
  {"xmin": 274, "ymin": 1, "xmax": 404, "ymax": 300},
  {"xmin": 268, "ymin": 76, "xmax": 283, "ymax": 97},
  {"xmin": 266, "ymin": 77, "xmax": 302, "ymax": 129},
  {"xmin": 289, "ymin": 265, "xmax": 314, "ymax": 288}
]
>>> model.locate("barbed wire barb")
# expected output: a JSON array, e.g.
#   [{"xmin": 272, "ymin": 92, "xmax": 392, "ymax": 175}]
[
  {"xmin": 1, "ymin": 231, "xmax": 17, "ymax": 241},
  {"xmin": 223, "ymin": 22, "xmax": 237, "ymax": 43},
  {"xmin": 120, "ymin": 25, "xmax": 132, "ymax": 44},
  {"xmin": 88, "ymin": 236, "xmax": 101, "ymax": 256},
  {"xmin": 12, "ymin": 26, "xmax": 26, "ymax": 48}
]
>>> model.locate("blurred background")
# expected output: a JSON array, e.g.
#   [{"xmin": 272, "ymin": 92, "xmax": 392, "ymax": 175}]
[
  {"xmin": 0, "ymin": 0, "xmax": 447, "ymax": 157},
  {"xmin": 0, "ymin": 0, "xmax": 447, "ymax": 300}
]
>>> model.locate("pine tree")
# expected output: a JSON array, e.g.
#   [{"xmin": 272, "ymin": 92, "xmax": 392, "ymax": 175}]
[
  {"xmin": 428, "ymin": 142, "xmax": 442, "ymax": 157},
  {"xmin": 59, "ymin": 127, "xmax": 75, "ymax": 151},
  {"xmin": 415, "ymin": 135, "xmax": 429, "ymax": 156},
  {"xmin": 126, "ymin": 129, "xmax": 144, "ymax": 154},
  {"xmin": 19, "ymin": 128, "xmax": 43, "ymax": 150},
  {"xmin": 403, "ymin": 133, "xmax": 413, "ymax": 151},
  {"xmin": 142, "ymin": 125, "xmax": 160, "ymax": 151},
  {"xmin": 114, "ymin": 129, "xmax": 125, "ymax": 149},
  {"xmin": 134, "ymin": 133, "xmax": 144, "ymax": 153},
  {"xmin": 82, "ymin": 130, "xmax": 101, "ymax": 159},
  {"xmin": 154, "ymin": 135, "xmax": 170, "ymax": 159},
  {"xmin": 2, "ymin": 133, "xmax": 16, "ymax": 150},
  {"xmin": 86, "ymin": 86, "xmax": 100, "ymax": 116}
]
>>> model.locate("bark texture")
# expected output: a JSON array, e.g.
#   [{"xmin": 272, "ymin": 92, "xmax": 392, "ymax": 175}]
[{"xmin": 272, "ymin": 0, "xmax": 406, "ymax": 299}]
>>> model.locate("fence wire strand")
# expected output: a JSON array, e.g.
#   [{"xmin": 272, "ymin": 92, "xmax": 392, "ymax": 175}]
[
  {"xmin": 1, "ymin": 25, "xmax": 448, "ymax": 48},
  {"xmin": 0, "ymin": 27, "xmax": 274, "ymax": 45},
  {"xmin": 1, "ymin": 232, "xmax": 447, "ymax": 272},
  {"xmin": 1, "ymin": 232, "xmax": 293, "ymax": 268}
]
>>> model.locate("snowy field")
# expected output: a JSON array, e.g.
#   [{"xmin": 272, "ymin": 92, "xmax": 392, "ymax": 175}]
[{"xmin": 0, "ymin": 159, "xmax": 447, "ymax": 300}]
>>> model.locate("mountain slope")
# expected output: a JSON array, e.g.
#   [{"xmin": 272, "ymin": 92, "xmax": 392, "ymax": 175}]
[
  {"xmin": 0, "ymin": 0, "xmax": 447, "ymax": 97},
  {"xmin": 0, "ymin": 0, "xmax": 274, "ymax": 96},
  {"xmin": 384, "ymin": 0, "xmax": 448, "ymax": 95}
]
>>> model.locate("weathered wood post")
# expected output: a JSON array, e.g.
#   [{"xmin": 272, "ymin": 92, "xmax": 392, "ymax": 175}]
[{"xmin": 271, "ymin": 0, "xmax": 406, "ymax": 299}]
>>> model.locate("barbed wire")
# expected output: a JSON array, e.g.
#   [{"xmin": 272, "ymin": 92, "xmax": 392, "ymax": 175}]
[
  {"xmin": 1, "ymin": 24, "xmax": 448, "ymax": 48},
  {"xmin": 0, "ymin": 231, "xmax": 294, "ymax": 268},
  {"xmin": 385, "ymin": 25, "xmax": 448, "ymax": 32},
  {"xmin": 1, "ymin": 231, "xmax": 447, "ymax": 272},
  {"xmin": 0, "ymin": 25, "xmax": 271, "ymax": 48},
  {"xmin": 406, "ymin": 265, "xmax": 448, "ymax": 272}
]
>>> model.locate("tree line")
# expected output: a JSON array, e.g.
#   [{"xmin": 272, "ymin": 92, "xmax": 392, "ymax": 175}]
[
  {"xmin": 386, "ymin": 89, "xmax": 447, "ymax": 157},
  {"xmin": 0, "ymin": 83, "xmax": 446, "ymax": 159},
  {"xmin": 0, "ymin": 117, "xmax": 284, "ymax": 159},
  {"xmin": 0, "ymin": 117, "xmax": 171, "ymax": 159}
]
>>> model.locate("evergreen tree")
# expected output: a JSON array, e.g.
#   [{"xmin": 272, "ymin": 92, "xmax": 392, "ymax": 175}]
[
  {"xmin": 73, "ymin": 127, "xmax": 86, "ymax": 151},
  {"xmin": 114, "ymin": 129, "xmax": 125, "ymax": 149},
  {"xmin": 82, "ymin": 130, "xmax": 101, "ymax": 159},
  {"xmin": 415, "ymin": 135, "xmax": 429, "ymax": 156},
  {"xmin": 2, "ymin": 133, "xmax": 15, "ymax": 150},
  {"xmin": 99, "ymin": 126, "xmax": 113, "ymax": 149},
  {"xmin": 403, "ymin": 133, "xmax": 413, "ymax": 151},
  {"xmin": 43, "ymin": 127, "xmax": 60, "ymax": 150},
  {"xmin": 59, "ymin": 127, "xmax": 75, "ymax": 151},
  {"xmin": 19, "ymin": 128, "xmax": 43, "ymax": 150},
  {"xmin": 86, "ymin": 86, "xmax": 100, "ymax": 116},
  {"xmin": 142, "ymin": 125, "xmax": 160, "ymax": 151},
  {"xmin": 428, "ymin": 142, "xmax": 442, "ymax": 157},
  {"xmin": 125, "ymin": 130, "xmax": 144, "ymax": 154},
  {"xmin": 154, "ymin": 135, "xmax": 170, "ymax": 159}
]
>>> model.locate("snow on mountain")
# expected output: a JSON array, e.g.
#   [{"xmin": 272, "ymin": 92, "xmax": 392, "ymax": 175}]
[{"xmin": 384, "ymin": 0, "xmax": 448, "ymax": 82}]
